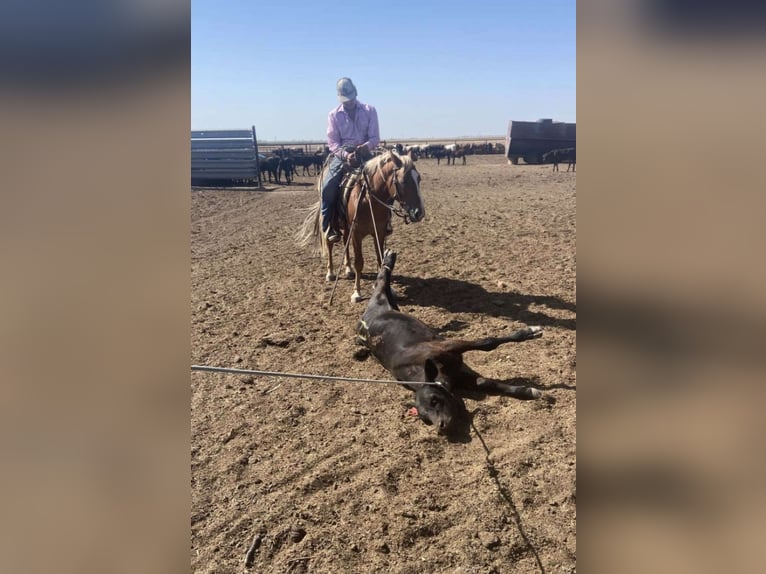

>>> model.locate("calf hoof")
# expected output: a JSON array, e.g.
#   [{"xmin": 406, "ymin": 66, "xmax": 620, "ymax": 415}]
[
  {"xmin": 344, "ymin": 269, "xmax": 356, "ymax": 280},
  {"xmin": 325, "ymin": 273, "xmax": 336, "ymax": 282},
  {"xmin": 351, "ymin": 291, "xmax": 364, "ymax": 303},
  {"xmin": 382, "ymin": 250, "xmax": 396, "ymax": 269},
  {"xmin": 526, "ymin": 326, "xmax": 543, "ymax": 339},
  {"xmin": 352, "ymin": 348, "xmax": 370, "ymax": 361}
]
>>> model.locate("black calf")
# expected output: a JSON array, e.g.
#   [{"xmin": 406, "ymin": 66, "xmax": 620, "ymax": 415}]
[{"xmin": 354, "ymin": 250, "xmax": 543, "ymax": 435}]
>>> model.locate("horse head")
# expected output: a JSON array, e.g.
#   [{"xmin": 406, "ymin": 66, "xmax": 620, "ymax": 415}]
[{"xmin": 366, "ymin": 151, "xmax": 426, "ymax": 224}]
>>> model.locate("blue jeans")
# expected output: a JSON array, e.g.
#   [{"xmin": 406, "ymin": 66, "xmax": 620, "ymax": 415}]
[{"xmin": 320, "ymin": 155, "xmax": 344, "ymax": 234}]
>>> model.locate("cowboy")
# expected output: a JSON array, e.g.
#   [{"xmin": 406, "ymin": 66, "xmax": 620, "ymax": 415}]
[{"xmin": 320, "ymin": 77, "xmax": 380, "ymax": 243}]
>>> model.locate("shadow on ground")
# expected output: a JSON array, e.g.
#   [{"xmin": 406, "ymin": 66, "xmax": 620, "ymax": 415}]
[{"xmin": 393, "ymin": 275, "xmax": 576, "ymax": 330}]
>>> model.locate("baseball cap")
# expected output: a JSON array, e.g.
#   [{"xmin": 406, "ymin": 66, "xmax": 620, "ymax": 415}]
[{"xmin": 336, "ymin": 77, "xmax": 357, "ymax": 102}]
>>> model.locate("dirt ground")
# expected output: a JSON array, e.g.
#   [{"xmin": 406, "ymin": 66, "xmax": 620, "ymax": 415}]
[{"xmin": 191, "ymin": 154, "xmax": 576, "ymax": 574}]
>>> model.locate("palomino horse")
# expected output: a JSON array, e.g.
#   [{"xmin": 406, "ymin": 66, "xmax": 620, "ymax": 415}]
[{"xmin": 298, "ymin": 150, "xmax": 426, "ymax": 302}]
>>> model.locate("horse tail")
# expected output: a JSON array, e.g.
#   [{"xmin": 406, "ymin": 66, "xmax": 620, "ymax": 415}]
[{"xmin": 296, "ymin": 200, "xmax": 324, "ymax": 256}]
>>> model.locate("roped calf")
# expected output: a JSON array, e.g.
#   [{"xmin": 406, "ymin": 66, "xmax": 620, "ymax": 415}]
[{"xmin": 354, "ymin": 250, "xmax": 543, "ymax": 435}]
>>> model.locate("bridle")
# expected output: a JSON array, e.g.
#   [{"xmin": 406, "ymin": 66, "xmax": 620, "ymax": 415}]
[{"xmin": 363, "ymin": 156, "xmax": 416, "ymax": 224}]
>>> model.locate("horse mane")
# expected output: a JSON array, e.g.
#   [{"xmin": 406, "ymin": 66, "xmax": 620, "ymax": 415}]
[{"xmin": 363, "ymin": 150, "xmax": 412, "ymax": 178}]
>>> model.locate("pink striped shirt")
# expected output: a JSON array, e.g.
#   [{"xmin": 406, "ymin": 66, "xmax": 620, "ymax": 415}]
[{"xmin": 326, "ymin": 101, "xmax": 380, "ymax": 159}]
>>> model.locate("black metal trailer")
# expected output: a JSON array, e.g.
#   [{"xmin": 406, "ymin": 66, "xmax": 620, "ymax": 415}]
[{"xmin": 505, "ymin": 118, "xmax": 576, "ymax": 165}]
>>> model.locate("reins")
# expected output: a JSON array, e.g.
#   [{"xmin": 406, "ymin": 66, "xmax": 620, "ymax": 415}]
[{"xmin": 364, "ymin": 169, "xmax": 385, "ymax": 264}]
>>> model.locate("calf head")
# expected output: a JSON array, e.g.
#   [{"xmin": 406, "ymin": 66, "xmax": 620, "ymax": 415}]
[
  {"xmin": 413, "ymin": 385, "xmax": 462, "ymax": 434},
  {"xmin": 411, "ymin": 358, "xmax": 464, "ymax": 434}
]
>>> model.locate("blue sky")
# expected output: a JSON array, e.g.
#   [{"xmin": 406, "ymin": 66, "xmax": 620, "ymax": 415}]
[{"xmin": 192, "ymin": 1, "xmax": 575, "ymax": 140}]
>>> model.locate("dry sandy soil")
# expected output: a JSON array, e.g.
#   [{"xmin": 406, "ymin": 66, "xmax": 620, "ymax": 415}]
[{"xmin": 191, "ymin": 154, "xmax": 576, "ymax": 573}]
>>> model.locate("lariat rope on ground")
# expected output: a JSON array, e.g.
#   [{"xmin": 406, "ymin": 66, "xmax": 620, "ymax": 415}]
[{"xmin": 191, "ymin": 365, "xmax": 444, "ymax": 387}]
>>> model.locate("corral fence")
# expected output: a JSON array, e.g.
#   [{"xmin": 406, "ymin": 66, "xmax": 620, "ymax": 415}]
[
  {"xmin": 191, "ymin": 132, "xmax": 510, "ymax": 188},
  {"xmin": 258, "ymin": 141, "xmax": 327, "ymax": 156},
  {"xmin": 191, "ymin": 127, "xmax": 262, "ymax": 188},
  {"xmin": 259, "ymin": 137, "xmax": 506, "ymax": 157}
]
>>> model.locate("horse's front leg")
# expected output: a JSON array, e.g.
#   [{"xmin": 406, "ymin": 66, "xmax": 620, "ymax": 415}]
[
  {"xmin": 343, "ymin": 231, "xmax": 355, "ymax": 280},
  {"xmin": 350, "ymin": 234, "xmax": 365, "ymax": 303},
  {"xmin": 325, "ymin": 240, "xmax": 336, "ymax": 282}
]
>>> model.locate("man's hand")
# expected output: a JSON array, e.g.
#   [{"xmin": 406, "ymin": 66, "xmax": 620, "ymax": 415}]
[
  {"xmin": 347, "ymin": 151, "xmax": 361, "ymax": 168},
  {"xmin": 355, "ymin": 144, "xmax": 372, "ymax": 161}
]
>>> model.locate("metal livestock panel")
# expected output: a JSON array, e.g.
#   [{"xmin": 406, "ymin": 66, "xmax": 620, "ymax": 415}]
[
  {"xmin": 191, "ymin": 129, "xmax": 253, "ymax": 139},
  {"xmin": 191, "ymin": 126, "xmax": 262, "ymax": 186}
]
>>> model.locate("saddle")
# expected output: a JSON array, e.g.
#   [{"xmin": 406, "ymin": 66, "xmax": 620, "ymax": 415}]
[
  {"xmin": 322, "ymin": 148, "xmax": 385, "ymax": 234},
  {"xmin": 335, "ymin": 170, "xmax": 364, "ymax": 227},
  {"xmin": 337, "ymin": 167, "xmax": 393, "ymax": 237}
]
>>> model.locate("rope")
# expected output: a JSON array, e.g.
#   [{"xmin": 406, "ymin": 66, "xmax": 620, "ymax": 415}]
[
  {"xmin": 191, "ymin": 365, "xmax": 444, "ymax": 387},
  {"xmin": 366, "ymin": 170, "xmax": 385, "ymax": 264}
]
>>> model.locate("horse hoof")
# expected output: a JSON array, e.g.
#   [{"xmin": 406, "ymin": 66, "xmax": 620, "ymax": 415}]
[
  {"xmin": 326, "ymin": 273, "xmax": 336, "ymax": 282},
  {"xmin": 351, "ymin": 292, "xmax": 364, "ymax": 303}
]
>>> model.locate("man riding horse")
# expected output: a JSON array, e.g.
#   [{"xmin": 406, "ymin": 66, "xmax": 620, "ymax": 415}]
[{"xmin": 321, "ymin": 77, "xmax": 380, "ymax": 244}]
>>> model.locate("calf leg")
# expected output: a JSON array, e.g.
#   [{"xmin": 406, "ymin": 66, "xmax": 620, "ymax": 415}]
[
  {"xmin": 366, "ymin": 249, "xmax": 397, "ymax": 310},
  {"xmin": 447, "ymin": 362, "xmax": 542, "ymax": 401},
  {"xmin": 475, "ymin": 377, "xmax": 542, "ymax": 399},
  {"xmin": 381, "ymin": 250, "xmax": 399, "ymax": 310},
  {"xmin": 435, "ymin": 326, "xmax": 543, "ymax": 355},
  {"xmin": 356, "ymin": 250, "xmax": 397, "ymax": 351}
]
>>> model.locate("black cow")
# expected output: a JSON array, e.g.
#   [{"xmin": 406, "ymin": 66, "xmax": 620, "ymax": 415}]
[
  {"xmin": 259, "ymin": 156, "xmax": 280, "ymax": 183},
  {"xmin": 292, "ymin": 155, "xmax": 315, "ymax": 176},
  {"xmin": 432, "ymin": 148, "xmax": 449, "ymax": 165},
  {"xmin": 542, "ymin": 147, "xmax": 576, "ymax": 172},
  {"xmin": 429, "ymin": 145, "xmax": 449, "ymax": 165},
  {"xmin": 278, "ymin": 157, "xmax": 294, "ymax": 184},
  {"xmin": 445, "ymin": 144, "xmax": 467, "ymax": 165},
  {"xmin": 354, "ymin": 250, "xmax": 543, "ymax": 435},
  {"xmin": 312, "ymin": 150, "xmax": 327, "ymax": 174}
]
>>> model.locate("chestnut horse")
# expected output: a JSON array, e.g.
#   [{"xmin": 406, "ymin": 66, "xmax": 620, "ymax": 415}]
[{"xmin": 298, "ymin": 150, "xmax": 426, "ymax": 302}]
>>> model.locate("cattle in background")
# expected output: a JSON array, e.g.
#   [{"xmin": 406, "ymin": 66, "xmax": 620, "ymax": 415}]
[
  {"xmin": 312, "ymin": 150, "xmax": 327, "ymax": 174},
  {"xmin": 293, "ymin": 154, "xmax": 315, "ymax": 176},
  {"xmin": 445, "ymin": 143, "xmax": 466, "ymax": 165},
  {"xmin": 542, "ymin": 147, "xmax": 576, "ymax": 172},
  {"xmin": 403, "ymin": 145, "xmax": 420, "ymax": 161},
  {"xmin": 278, "ymin": 157, "xmax": 294, "ymax": 184},
  {"xmin": 258, "ymin": 154, "xmax": 294, "ymax": 184},
  {"xmin": 259, "ymin": 155, "xmax": 280, "ymax": 183},
  {"xmin": 430, "ymin": 145, "xmax": 449, "ymax": 165}
]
